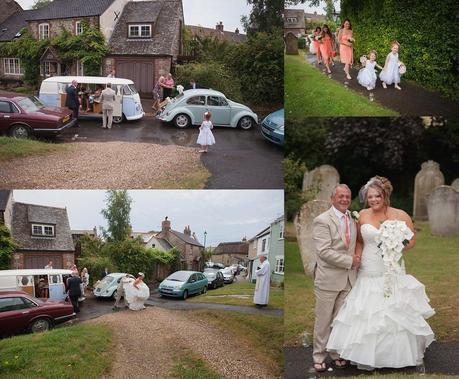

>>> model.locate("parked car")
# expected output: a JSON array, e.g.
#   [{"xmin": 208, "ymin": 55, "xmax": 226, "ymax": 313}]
[
  {"xmin": 203, "ymin": 269, "xmax": 224, "ymax": 289},
  {"xmin": 157, "ymin": 89, "xmax": 258, "ymax": 129},
  {"xmin": 0, "ymin": 94, "xmax": 77, "ymax": 138},
  {"xmin": 93, "ymin": 273, "xmax": 135, "ymax": 299},
  {"xmin": 219, "ymin": 268, "xmax": 235, "ymax": 284},
  {"xmin": 260, "ymin": 108, "xmax": 284, "ymax": 146},
  {"xmin": 158, "ymin": 271, "xmax": 208, "ymax": 300},
  {"xmin": 0, "ymin": 290, "xmax": 75, "ymax": 337},
  {"xmin": 206, "ymin": 262, "xmax": 225, "ymax": 270}
]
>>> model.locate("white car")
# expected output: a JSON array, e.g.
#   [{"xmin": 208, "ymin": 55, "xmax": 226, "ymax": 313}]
[{"xmin": 157, "ymin": 89, "xmax": 258, "ymax": 129}]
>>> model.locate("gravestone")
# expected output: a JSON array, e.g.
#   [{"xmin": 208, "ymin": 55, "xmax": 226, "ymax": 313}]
[
  {"xmin": 427, "ymin": 186, "xmax": 459, "ymax": 236},
  {"xmin": 302, "ymin": 165, "xmax": 340, "ymax": 201},
  {"xmin": 294, "ymin": 199, "xmax": 331, "ymax": 275},
  {"xmin": 451, "ymin": 178, "xmax": 459, "ymax": 191},
  {"xmin": 413, "ymin": 161, "xmax": 444, "ymax": 221},
  {"xmin": 285, "ymin": 32, "xmax": 299, "ymax": 55}
]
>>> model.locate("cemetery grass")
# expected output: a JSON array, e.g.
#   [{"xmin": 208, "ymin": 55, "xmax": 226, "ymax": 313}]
[
  {"xmin": 0, "ymin": 136, "xmax": 67, "ymax": 162},
  {"xmin": 172, "ymin": 349, "xmax": 221, "ymax": 379},
  {"xmin": 284, "ymin": 221, "xmax": 459, "ymax": 345},
  {"xmin": 190, "ymin": 309, "xmax": 283, "ymax": 377},
  {"xmin": 284, "ymin": 53, "xmax": 398, "ymax": 117},
  {"xmin": 188, "ymin": 281, "xmax": 283, "ymax": 309},
  {"xmin": 0, "ymin": 324, "xmax": 112, "ymax": 378}
]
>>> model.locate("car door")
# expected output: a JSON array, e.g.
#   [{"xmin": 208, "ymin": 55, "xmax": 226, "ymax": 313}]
[
  {"xmin": 0, "ymin": 296, "xmax": 34, "ymax": 334},
  {"xmin": 0, "ymin": 100, "xmax": 16, "ymax": 133},
  {"xmin": 188, "ymin": 274, "xmax": 199, "ymax": 294},
  {"xmin": 185, "ymin": 95, "xmax": 206, "ymax": 123},
  {"xmin": 206, "ymin": 96, "xmax": 231, "ymax": 126}
]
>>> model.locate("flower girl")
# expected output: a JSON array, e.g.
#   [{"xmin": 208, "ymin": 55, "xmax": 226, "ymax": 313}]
[
  {"xmin": 357, "ymin": 50, "xmax": 383, "ymax": 90},
  {"xmin": 197, "ymin": 111, "xmax": 215, "ymax": 153},
  {"xmin": 380, "ymin": 40, "xmax": 402, "ymax": 90}
]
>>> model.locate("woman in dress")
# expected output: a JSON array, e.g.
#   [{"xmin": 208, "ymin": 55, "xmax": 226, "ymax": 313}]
[
  {"xmin": 152, "ymin": 74, "xmax": 165, "ymax": 111},
  {"xmin": 124, "ymin": 272, "xmax": 150, "ymax": 311},
  {"xmin": 339, "ymin": 19, "xmax": 354, "ymax": 80},
  {"xmin": 380, "ymin": 40, "xmax": 402, "ymax": 90},
  {"xmin": 162, "ymin": 73, "xmax": 175, "ymax": 100},
  {"xmin": 80, "ymin": 267, "xmax": 89, "ymax": 294},
  {"xmin": 326, "ymin": 176, "xmax": 435, "ymax": 370},
  {"xmin": 312, "ymin": 26, "xmax": 322, "ymax": 65},
  {"xmin": 319, "ymin": 25, "xmax": 335, "ymax": 74}
]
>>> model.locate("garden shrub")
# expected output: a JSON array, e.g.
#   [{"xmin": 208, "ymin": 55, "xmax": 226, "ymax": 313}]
[{"xmin": 341, "ymin": 0, "xmax": 459, "ymax": 99}]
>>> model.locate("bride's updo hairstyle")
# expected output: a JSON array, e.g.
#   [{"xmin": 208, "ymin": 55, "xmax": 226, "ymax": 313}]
[{"xmin": 359, "ymin": 176, "xmax": 393, "ymax": 206}]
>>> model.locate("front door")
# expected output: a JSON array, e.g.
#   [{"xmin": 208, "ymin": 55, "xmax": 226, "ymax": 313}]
[{"xmin": 206, "ymin": 96, "xmax": 231, "ymax": 125}]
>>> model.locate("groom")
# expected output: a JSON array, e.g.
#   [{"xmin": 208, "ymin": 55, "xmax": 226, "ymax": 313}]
[{"xmin": 311, "ymin": 184, "xmax": 359, "ymax": 372}]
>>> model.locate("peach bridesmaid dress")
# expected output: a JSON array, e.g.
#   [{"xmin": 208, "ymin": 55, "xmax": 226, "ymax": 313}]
[
  {"xmin": 339, "ymin": 31, "xmax": 354, "ymax": 64},
  {"xmin": 313, "ymin": 31, "xmax": 322, "ymax": 58},
  {"xmin": 319, "ymin": 35, "xmax": 334, "ymax": 61}
]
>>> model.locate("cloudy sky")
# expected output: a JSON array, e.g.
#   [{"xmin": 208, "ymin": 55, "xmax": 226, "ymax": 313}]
[
  {"xmin": 13, "ymin": 190, "xmax": 283, "ymax": 247},
  {"xmin": 15, "ymin": 0, "xmax": 252, "ymax": 31}
]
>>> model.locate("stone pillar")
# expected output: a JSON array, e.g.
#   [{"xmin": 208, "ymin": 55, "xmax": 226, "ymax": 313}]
[
  {"xmin": 302, "ymin": 165, "xmax": 340, "ymax": 201},
  {"xmin": 413, "ymin": 161, "xmax": 444, "ymax": 221},
  {"xmin": 427, "ymin": 186, "xmax": 459, "ymax": 236}
]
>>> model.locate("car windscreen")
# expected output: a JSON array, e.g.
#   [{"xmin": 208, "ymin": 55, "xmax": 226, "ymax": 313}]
[
  {"xmin": 128, "ymin": 84, "xmax": 138, "ymax": 95},
  {"xmin": 99, "ymin": 276, "xmax": 115, "ymax": 286},
  {"xmin": 204, "ymin": 272, "xmax": 216, "ymax": 278},
  {"xmin": 17, "ymin": 97, "xmax": 44, "ymax": 113},
  {"xmin": 221, "ymin": 269, "xmax": 232, "ymax": 275},
  {"xmin": 166, "ymin": 271, "xmax": 190, "ymax": 282}
]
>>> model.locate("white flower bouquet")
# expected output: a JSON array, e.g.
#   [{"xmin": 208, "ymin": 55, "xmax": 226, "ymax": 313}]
[
  {"xmin": 398, "ymin": 62, "xmax": 406, "ymax": 75},
  {"xmin": 359, "ymin": 55, "xmax": 367, "ymax": 65},
  {"xmin": 375, "ymin": 220, "xmax": 414, "ymax": 297},
  {"xmin": 347, "ymin": 37, "xmax": 355, "ymax": 44}
]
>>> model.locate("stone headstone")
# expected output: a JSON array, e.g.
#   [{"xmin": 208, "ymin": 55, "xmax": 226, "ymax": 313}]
[
  {"xmin": 302, "ymin": 165, "xmax": 340, "ymax": 201},
  {"xmin": 451, "ymin": 178, "xmax": 459, "ymax": 191},
  {"xmin": 427, "ymin": 186, "xmax": 459, "ymax": 236},
  {"xmin": 413, "ymin": 161, "xmax": 444, "ymax": 221},
  {"xmin": 285, "ymin": 32, "xmax": 299, "ymax": 55},
  {"xmin": 294, "ymin": 199, "xmax": 331, "ymax": 275}
]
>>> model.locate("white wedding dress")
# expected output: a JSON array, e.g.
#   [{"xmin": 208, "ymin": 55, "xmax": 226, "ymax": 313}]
[
  {"xmin": 124, "ymin": 281, "xmax": 150, "ymax": 311},
  {"xmin": 326, "ymin": 223, "xmax": 435, "ymax": 369}
]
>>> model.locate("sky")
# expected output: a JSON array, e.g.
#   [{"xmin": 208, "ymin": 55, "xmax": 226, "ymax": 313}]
[
  {"xmin": 13, "ymin": 190, "xmax": 284, "ymax": 247},
  {"xmin": 15, "ymin": 0, "xmax": 252, "ymax": 32}
]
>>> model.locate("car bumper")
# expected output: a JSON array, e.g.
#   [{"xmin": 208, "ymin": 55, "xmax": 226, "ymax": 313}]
[
  {"xmin": 223, "ymin": 278, "xmax": 233, "ymax": 284},
  {"xmin": 126, "ymin": 112, "xmax": 144, "ymax": 121},
  {"xmin": 158, "ymin": 288, "xmax": 184, "ymax": 297},
  {"xmin": 260, "ymin": 122, "xmax": 284, "ymax": 146},
  {"xmin": 34, "ymin": 118, "xmax": 78, "ymax": 134},
  {"xmin": 93, "ymin": 289, "xmax": 113, "ymax": 298}
]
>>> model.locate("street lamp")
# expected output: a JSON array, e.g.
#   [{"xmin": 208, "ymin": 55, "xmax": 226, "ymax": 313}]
[{"xmin": 203, "ymin": 231, "xmax": 207, "ymax": 249}]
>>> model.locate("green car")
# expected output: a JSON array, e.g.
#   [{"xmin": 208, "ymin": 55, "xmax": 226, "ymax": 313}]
[{"xmin": 158, "ymin": 270, "xmax": 208, "ymax": 300}]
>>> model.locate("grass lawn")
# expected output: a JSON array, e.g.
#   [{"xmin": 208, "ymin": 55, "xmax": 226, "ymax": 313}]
[
  {"xmin": 0, "ymin": 324, "xmax": 113, "ymax": 379},
  {"xmin": 285, "ymin": 53, "xmax": 398, "ymax": 117},
  {"xmin": 284, "ymin": 221, "xmax": 459, "ymax": 346},
  {"xmin": 191, "ymin": 309, "xmax": 283, "ymax": 377},
  {"xmin": 0, "ymin": 136, "xmax": 66, "ymax": 162},
  {"xmin": 188, "ymin": 280, "xmax": 284, "ymax": 309},
  {"xmin": 172, "ymin": 349, "xmax": 221, "ymax": 379}
]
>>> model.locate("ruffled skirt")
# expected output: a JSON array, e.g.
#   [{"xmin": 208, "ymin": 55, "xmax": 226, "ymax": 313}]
[
  {"xmin": 197, "ymin": 129, "xmax": 216, "ymax": 146},
  {"xmin": 357, "ymin": 67, "xmax": 377, "ymax": 89},
  {"xmin": 326, "ymin": 272, "xmax": 435, "ymax": 369},
  {"xmin": 124, "ymin": 282, "xmax": 150, "ymax": 311}
]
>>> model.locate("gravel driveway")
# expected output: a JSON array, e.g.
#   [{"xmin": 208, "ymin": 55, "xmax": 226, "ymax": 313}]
[
  {"xmin": 92, "ymin": 307, "xmax": 277, "ymax": 378},
  {"xmin": 0, "ymin": 141, "xmax": 207, "ymax": 188}
]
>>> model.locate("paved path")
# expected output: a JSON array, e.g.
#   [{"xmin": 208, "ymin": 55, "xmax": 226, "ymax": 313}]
[
  {"xmin": 284, "ymin": 342, "xmax": 459, "ymax": 378},
  {"xmin": 306, "ymin": 53, "xmax": 459, "ymax": 118}
]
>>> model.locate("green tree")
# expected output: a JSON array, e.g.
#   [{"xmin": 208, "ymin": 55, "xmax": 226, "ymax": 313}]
[
  {"xmin": 0, "ymin": 225, "xmax": 18, "ymax": 270},
  {"xmin": 101, "ymin": 190, "xmax": 132, "ymax": 242},
  {"xmin": 32, "ymin": 0, "xmax": 52, "ymax": 9},
  {"xmin": 241, "ymin": 0, "xmax": 284, "ymax": 35}
]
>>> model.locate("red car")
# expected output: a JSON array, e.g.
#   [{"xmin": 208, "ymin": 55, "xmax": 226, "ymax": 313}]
[
  {"xmin": 0, "ymin": 291, "xmax": 75, "ymax": 337},
  {"xmin": 0, "ymin": 94, "xmax": 76, "ymax": 138}
]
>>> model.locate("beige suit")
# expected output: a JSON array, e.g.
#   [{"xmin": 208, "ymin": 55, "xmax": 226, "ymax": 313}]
[
  {"xmin": 101, "ymin": 87, "xmax": 116, "ymax": 129},
  {"xmin": 312, "ymin": 206, "xmax": 357, "ymax": 363}
]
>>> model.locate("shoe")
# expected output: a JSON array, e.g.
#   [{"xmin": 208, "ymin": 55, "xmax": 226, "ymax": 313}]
[
  {"xmin": 395, "ymin": 84, "xmax": 401, "ymax": 90},
  {"xmin": 382, "ymin": 82, "xmax": 387, "ymax": 89},
  {"xmin": 346, "ymin": 74, "xmax": 352, "ymax": 80},
  {"xmin": 314, "ymin": 362, "xmax": 327, "ymax": 372},
  {"xmin": 333, "ymin": 359, "xmax": 349, "ymax": 369},
  {"xmin": 367, "ymin": 86, "xmax": 372, "ymax": 90}
]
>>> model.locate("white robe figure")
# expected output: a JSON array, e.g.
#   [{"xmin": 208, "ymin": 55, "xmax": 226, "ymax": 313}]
[
  {"xmin": 124, "ymin": 280, "xmax": 150, "ymax": 311},
  {"xmin": 253, "ymin": 258, "xmax": 270, "ymax": 305}
]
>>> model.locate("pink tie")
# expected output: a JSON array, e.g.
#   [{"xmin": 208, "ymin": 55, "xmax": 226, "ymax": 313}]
[{"xmin": 344, "ymin": 214, "xmax": 350, "ymax": 246}]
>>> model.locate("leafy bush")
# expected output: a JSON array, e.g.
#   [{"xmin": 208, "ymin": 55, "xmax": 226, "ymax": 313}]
[
  {"xmin": 341, "ymin": 0, "xmax": 459, "ymax": 99},
  {"xmin": 0, "ymin": 225, "xmax": 17, "ymax": 270}
]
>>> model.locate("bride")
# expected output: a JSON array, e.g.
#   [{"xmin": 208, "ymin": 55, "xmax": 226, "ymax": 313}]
[
  {"xmin": 124, "ymin": 272, "xmax": 150, "ymax": 311},
  {"xmin": 326, "ymin": 176, "xmax": 435, "ymax": 370}
]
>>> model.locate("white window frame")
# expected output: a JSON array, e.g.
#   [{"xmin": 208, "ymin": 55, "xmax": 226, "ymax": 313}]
[
  {"xmin": 31, "ymin": 224, "xmax": 55, "ymax": 237},
  {"xmin": 42, "ymin": 61, "xmax": 52, "ymax": 77},
  {"xmin": 279, "ymin": 223, "xmax": 284, "ymax": 240},
  {"xmin": 129, "ymin": 24, "xmax": 151, "ymax": 38},
  {"xmin": 274, "ymin": 256, "xmax": 284, "ymax": 274},
  {"xmin": 3, "ymin": 58, "xmax": 24, "ymax": 75},
  {"xmin": 39, "ymin": 23, "xmax": 49, "ymax": 40},
  {"xmin": 75, "ymin": 21, "xmax": 83, "ymax": 36},
  {"xmin": 261, "ymin": 238, "xmax": 267, "ymax": 252},
  {"xmin": 76, "ymin": 59, "xmax": 84, "ymax": 76}
]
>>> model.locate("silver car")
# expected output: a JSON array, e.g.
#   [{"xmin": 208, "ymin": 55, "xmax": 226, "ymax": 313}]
[{"xmin": 157, "ymin": 89, "xmax": 258, "ymax": 129}]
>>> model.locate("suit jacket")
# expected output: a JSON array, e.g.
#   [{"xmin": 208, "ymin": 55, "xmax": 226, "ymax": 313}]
[
  {"xmin": 101, "ymin": 87, "xmax": 116, "ymax": 110},
  {"xmin": 65, "ymin": 85, "xmax": 79, "ymax": 109},
  {"xmin": 312, "ymin": 207, "xmax": 357, "ymax": 291}
]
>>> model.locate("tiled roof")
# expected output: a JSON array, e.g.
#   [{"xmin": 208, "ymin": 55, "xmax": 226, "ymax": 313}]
[
  {"xmin": 186, "ymin": 25, "xmax": 247, "ymax": 43},
  {"xmin": 11, "ymin": 202, "xmax": 75, "ymax": 252},
  {"xmin": 213, "ymin": 241, "xmax": 249, "ymax": 255},
  {"xmin": 0, "ymin": 10, "xmax": 37, "ymax": 42},
  {"xmin": 153, "ymin": 236, "xmax": 173, "ymax": 250},
  {"xmin": 25, "ymin": 0, "xmax": 115, "ymax": 21},
  {"xmin": 109, "ymin": 0, "xmax": 183, "ymax": 56},
  {"xmin": 170, "ymin": 230, "xmax": 203, "ymax": 247}
]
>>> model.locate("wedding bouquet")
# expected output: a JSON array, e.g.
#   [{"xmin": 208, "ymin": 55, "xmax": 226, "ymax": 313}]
[
  {"xmin": 347, "ymin": 37, "xmax": 355, "ymax": 43},
  {"xmin": 398, "ymin": 62, "xmax": 407, "ymax": 75},
  {"xmin": 359, "ymin": 55, "xmax": 367, "ymax": 65},
  {"xmin": 315, "ymin": 35, "xmax": 322, "ymax": 41},
  {"xmin": 375, "ymin": 220, "xmax": 413, "ymax": 297}
]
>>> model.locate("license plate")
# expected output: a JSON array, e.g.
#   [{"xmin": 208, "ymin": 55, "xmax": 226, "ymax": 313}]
[{"xmin": 63, "ymin": 115, "xmax": 70, "ymax": 123}]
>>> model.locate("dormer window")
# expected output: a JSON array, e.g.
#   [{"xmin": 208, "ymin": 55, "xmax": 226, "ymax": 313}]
[
  {"xmin": 39, "ymin": 23, "xmax": 49, "ymax": 40},
  {"xmin": 75, "ymin": 21, "xmax": 83, "ymax": 36},
  {"xmin": 32, "ymin": 224, "xmax": 55, "ymax": 237},
  {"xmin": 129, "ymin": 24, "xmax": 152, "ymax": 38}
]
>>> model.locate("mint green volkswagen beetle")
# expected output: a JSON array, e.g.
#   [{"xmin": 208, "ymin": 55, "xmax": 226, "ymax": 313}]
[{"xmin": 157, "ymin": 89, "xmax": 258, "ymax": 130}]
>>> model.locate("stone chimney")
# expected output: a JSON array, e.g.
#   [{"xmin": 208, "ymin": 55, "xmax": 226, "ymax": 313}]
[
  {"xmin": 162, "ymin": 216, "xmax": 171, "ymax": 232},
  {"xmin": 235, "ymin": 28, "xmax": 239, "ymax": 35},
  {"xmin": 242, "ymin": 236, "xmax": 247, "ymax": 242},
  {"xmin": 184, "ymin": 225, "xmax": 191, "ymax": 236},
  {"xmin": 216, "ymin": 21, "xmax": 224, "ymax": 33}
]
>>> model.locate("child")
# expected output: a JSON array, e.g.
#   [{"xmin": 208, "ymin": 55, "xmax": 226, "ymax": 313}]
[
  {"xmin": 357, "ymin": 50, "xmax": 383, "ymax": 90},
  {"xmin": 319, "ymin": 24, "xmax": 336, "ymax": 74},
  {"xmin": 380, "ymin": 40, "xmax": 402, "ymax": 90},
  {"xmin": 197, "ymin": 111, "xmax": 215, "ymax": 153}
]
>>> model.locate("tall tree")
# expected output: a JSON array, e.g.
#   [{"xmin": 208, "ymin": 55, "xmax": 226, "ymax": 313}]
[
  {"xmin": 101, "ymin": 190, "xmax": 132, "ymax": 242},
  {"xmin": 32, "ymin": 0, "xmax": 52, "ymax": 9},
  {"xmin": 241, "ymin": 0, "xmax": 283, "ymax": 35}
]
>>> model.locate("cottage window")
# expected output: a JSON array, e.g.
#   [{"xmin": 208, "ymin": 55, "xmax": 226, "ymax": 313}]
[
  {"xmin": 129, "ymin": 24, "xmax": 151, "ymax": 38},
  {"xmin": 3, "ymin": 58, "xmax": 24, "ymax": 75},
  {"xmin": 261, "ymin": 238, "xmax": 267, "ymax": 252},
  {"xmin": 274, "ymin": 256, "xmax": 284, "ymax": 274},
  {"xmin": 31, "ymin": 224, "xmax": 55, "ymax": 237},
  {"xmin": 75, "ymin": 21, "xmax": 83, "ymax": 36},
  {"xmin": 39, "ymin": 23, "xmax": 49, "ymax": 40},
  {"xmin": 42, "ymin": 61, "xmax": 51, "ymax": 76},
  {"xmin": 279, "ymin": 223, "xmax": 284, "ymax": 239}
]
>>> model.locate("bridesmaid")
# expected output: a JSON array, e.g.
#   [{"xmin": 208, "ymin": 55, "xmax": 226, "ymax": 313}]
[
  {"xmin": 319, "ymin": 24, "xmax": 335, "ymax": 74},
  {"xmin": 339, "ymin": 19, "xmax": 354, "ymax": 80},
  {"xmin": 312, "ymin": 26, "xmax": 323, "ymax": 65}
]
